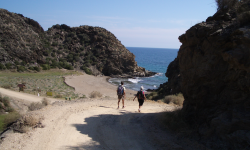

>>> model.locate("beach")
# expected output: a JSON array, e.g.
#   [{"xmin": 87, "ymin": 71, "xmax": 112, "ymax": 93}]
[{"xmin": 65, "ymin": 74, "xmax": 139, "ymax": 99}]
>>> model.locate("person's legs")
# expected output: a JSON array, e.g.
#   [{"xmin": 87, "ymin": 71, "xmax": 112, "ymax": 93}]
[
  {"xmin": 138, "ymin": 99, "xmax": 144, "ymax": 112},
  {"xmin": 118, "ymin": 95, "xmax": 122, "ymax": 109},
  {"xmin": 117, "ymin": 99, "xmax": 120, "ymax": 108},
  {"xmin": 122, "ymin": 98, "xmax": 125, "ymax": 108}
]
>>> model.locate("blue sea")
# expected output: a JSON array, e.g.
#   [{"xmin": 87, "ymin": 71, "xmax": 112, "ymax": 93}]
[{"xmin": 108, "ymin": 47, "xmax": 178, "ymax": 91}]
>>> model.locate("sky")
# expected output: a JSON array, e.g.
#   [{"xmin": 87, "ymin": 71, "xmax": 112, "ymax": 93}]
[{"xmin": 1, "ymin": 0, "xmax": 217, "ymax": 49}]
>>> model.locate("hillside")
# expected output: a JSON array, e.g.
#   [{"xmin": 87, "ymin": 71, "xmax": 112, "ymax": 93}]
[{"xmin": 0, "ymin": 8, "xmax": 154, "ymax": 77}]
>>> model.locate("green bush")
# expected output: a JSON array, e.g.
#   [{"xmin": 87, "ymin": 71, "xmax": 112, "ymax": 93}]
[
  {"xmin": 51, "ymin": 52, "xmax": 55, "ymax": 57},
  {"xmin": 0, "ymin": 112, "xmax": 20, "ymax": 132},
  {"xmin": 41, "ymin": 64, "xmax": 51, "ymax": 70},
  {"xmin": 0, "ymin": 63, "xmax": 6, "ymax": 70},
  {"xmin": 14, "ymin": 61, "xmax": 20, "ymax": 65},
  {"xmin": 80, "ymin": 65, "xmax": 92, "ymax": 75},
  {"xmin": 33, "ymin": 66, "xmax": 41, "ymax": 72},
  {"xmin": 5, "ymin": 63, "xmax": 12, "ymax": 69},
  {"xmin": 52, "ymin": 42, "xmax": 58, "ymax": 46},
  {"xmin": 17, "ymin": 66, "xmax": 25, "ymax": 72}
]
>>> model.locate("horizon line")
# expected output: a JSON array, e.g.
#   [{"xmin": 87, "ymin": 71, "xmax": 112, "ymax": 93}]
[{"xmin": 126, "ymin": 46, "xmax": 179, "ymax": 50}]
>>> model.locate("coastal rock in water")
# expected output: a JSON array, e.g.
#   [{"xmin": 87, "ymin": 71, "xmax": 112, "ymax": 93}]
[{"xmin": 164, "ymin": 4, "xmax": 250, "ymax": 149}]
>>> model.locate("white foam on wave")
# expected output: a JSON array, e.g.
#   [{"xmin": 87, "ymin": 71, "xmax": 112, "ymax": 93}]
[
  {"xmin": 128, "ymin": 78, "xmax": 142, "ymax": 83},
  {"xmin": 146, "ymin": 72, "xmax": 163, "ymax": 78}
]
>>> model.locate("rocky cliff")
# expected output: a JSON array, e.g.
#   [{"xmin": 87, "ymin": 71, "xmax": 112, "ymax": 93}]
[
  {"xmin": 0, "ymin": 8, "xmax": 154, "ymax": 77},
  {"xmin": 163, "ymin": 1, "xmax": 250, "ymax": 149}
]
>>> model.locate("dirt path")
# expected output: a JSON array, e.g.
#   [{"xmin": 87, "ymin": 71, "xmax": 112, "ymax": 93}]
[
  {"xmin": 0, "ymin": 75, "xmax": 206, "ymax": 150},
  {"xmin": 0, "ymin": 87, "xmax": 58, "ymax": 103},
  {"xmin": 1, "ymin": 97, "xmax": 184, "ymax": 150}
]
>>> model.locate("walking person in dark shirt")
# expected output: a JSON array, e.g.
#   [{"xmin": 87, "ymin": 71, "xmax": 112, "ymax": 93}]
[
  {"xmin": 133, "ymin": 86, "xmax": 146, "ymax": 112},
  {"xmin": 117, "ymin": 81, "xmax": 126, "ymax": 109}
]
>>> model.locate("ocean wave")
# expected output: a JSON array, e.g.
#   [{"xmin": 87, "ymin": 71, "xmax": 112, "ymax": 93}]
[{"xmin": 128, "ymin": 78, "xmax": 142, "ymax": 83}]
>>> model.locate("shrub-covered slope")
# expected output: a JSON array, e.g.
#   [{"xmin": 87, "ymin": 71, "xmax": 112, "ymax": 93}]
[{"xmin": 0, "ymin": 8, "xmax": 154, "ymax": 76}]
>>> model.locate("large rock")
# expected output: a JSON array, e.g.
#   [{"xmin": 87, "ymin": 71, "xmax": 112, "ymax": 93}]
[{"xmin": 164, "ymin": 5, "xmax": 250, "ymax": 149}]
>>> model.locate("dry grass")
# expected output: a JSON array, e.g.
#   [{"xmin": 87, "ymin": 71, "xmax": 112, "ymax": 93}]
[
  {"xmin": 42, "ymin": 98, "xmax": 49, "ymax": 106},
  {"xmin": 28, "ymin": 102, "xmax": 45, "ymax": 111},
  {"xmin": 54, "ymin": 94, "xmax": 63, "ymax": 98},
  {"xmin": 89, "ymin": 91, "xmax": 102, "ymax": 98},
  {"xmin": 163, "ymin": 93, "xmax": 184, "ymax": 106},
  {"xmin": 0, "ymin": 69, "xmax": 82, "ymax": 99},
  {"xmin": 21, "ymin": 114, "xmax": 40, "ymax": 126},
  {"xmin": 161, "ymin": 108, "xmax": 191, "ymax": 134},
  {"xmin": 12, "ymin": 114, "xmax": 44, "ymax": 133},
  {"xmin": 1, "ymin": 84, "xmax": 11, "ymax": 89}
]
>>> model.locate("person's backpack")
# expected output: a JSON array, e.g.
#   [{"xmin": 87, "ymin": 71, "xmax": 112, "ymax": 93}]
[
  {"xmin": 137, "ymin": 91, "xmax": 144, "ymax": 100},
  {"xmin": 117, "ymin": 86, "xmax": 124, "ymax": 95}
]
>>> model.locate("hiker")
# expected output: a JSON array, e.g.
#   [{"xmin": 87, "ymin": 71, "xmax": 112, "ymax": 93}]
[
  {"xmin": 133, "ymin": 86, "xmax": 146, "ymax": 112},
  {"xmin": 117, "ymin": 81, "xmax": 126, "ymax": 109}
]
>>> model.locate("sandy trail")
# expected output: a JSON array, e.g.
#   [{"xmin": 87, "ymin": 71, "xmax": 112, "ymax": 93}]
[
  {"xmin": 0, "ymin": 87, "xmax": 58, "ymax": 103},
  {"xmin": 0, "ymin": 74, "xmax": 204, "ymax": 150}
]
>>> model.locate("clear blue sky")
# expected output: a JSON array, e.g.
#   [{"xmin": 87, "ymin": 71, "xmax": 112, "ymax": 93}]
[{"xmin": 1, "ymin": 0, "xmax": 216, "ymax": 48}]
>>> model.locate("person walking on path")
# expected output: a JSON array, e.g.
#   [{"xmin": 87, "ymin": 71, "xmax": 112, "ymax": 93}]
[
  {"xmin": 117, "ymin": 81, "xmax": 126, "ymax": 109},
  {"xmin": 133, "ymin": 86, "xmax": 146, "ymax": 112}
]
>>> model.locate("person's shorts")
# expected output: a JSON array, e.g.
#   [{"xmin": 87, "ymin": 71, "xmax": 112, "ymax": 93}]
[
  {"xmin": 138, "ymin": 99, "xmax": 144, "ymax": 106},
  {"xmin": 118, "ymin": 95, "xmax": 124, "ymax": 100}
]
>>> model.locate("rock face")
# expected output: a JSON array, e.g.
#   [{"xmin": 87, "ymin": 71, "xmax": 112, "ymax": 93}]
[
  {"xmin": 0, "ymin": 8, "xmax": 154, "ymax": 77},
  {"xmin": 164, "ymin": 4, "xmax": 250, "ymax": 149}
]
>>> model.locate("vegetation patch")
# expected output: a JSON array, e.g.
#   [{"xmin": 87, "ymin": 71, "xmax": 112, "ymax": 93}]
[
  {"xmin": 161, "ymin": 108, "xmax": 190, "ymax": 134},
  {"xmin": 0, "ymin": 95, "xmax": 20, "ymax": 132},
  {"xmin": 163, "ymin": 93, "xmax": 184, "ymax": 106},
  {"xmin": 0, "ymin": 70, "xmax": 81, "ymax": 99},
  {"xmin": 89, "ymin": 91, "xmax": 102, "ymax": 98}
]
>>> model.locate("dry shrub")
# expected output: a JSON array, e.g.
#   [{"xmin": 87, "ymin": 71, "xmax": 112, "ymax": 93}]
[
  {"xmin": 146, "ymin": 91, "xmax": 158, "ymax": 100},
  {"xmin": 28, "ymin": 102, "xmax": 44, "ymax": 111},
  {"xmin": 164, "ymin": 93, "xmax": 184, "ymax": 106},
  {"xmin": 13, "ymin": 114, "xmax": 43, "ymax": 133},
  {"xmin": 21, "ymin": 114, "xmax": 39, "ymax": 126},
  {"xmin": 42, "ymin": 98, "xmax": 49, "ymax": 106},
  {"xmin": 162, "ymin": 108, "xmax": 189, "ymax": 132},
  {"xmin": 54, "ymin": 94, "xmax": 62, "ymax": 98},
  {"xmin": 1, "ymin": 84, "xmax": 11, "ymax": 89},
  {"xmin": 89, "ymin": 91, "xmax": 102, "ymax": 98}
]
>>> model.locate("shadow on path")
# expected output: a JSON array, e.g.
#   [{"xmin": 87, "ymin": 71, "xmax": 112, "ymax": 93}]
[{"xmin": 66, "ymin": 111, "xmax": 181, "ymax": 150}]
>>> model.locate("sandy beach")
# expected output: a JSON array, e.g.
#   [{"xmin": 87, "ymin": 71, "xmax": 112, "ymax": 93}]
[{"xmin": 65, "ymin": 74, "xmax": 139, "ymax": 99}]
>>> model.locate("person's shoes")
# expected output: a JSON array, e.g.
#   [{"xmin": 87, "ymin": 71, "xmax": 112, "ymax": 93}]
[
  {"xmin": 117, "ymin": 106, "xmax": 119, "ymax": 109},
  {"xmin": 138, "ymin": 109, "xmax": 140, "ymax": 112},
  {"xmin": 122, "ymin": 106, "xmax": 125, "ymax": 109}
]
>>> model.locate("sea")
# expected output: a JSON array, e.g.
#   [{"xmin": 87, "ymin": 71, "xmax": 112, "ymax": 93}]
[{"xmin": 108, "ymin": 47, "xmax": 178, "ymax": 91}]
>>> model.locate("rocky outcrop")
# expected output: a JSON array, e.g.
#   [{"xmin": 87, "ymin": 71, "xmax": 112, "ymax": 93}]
[
  {"xmin": 0, "ymin": 8, "xmax": 155, "ymax": 77},
  {"xmin": 162, "ymin": 4, "xmax": 250, "ymax": 149}
]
